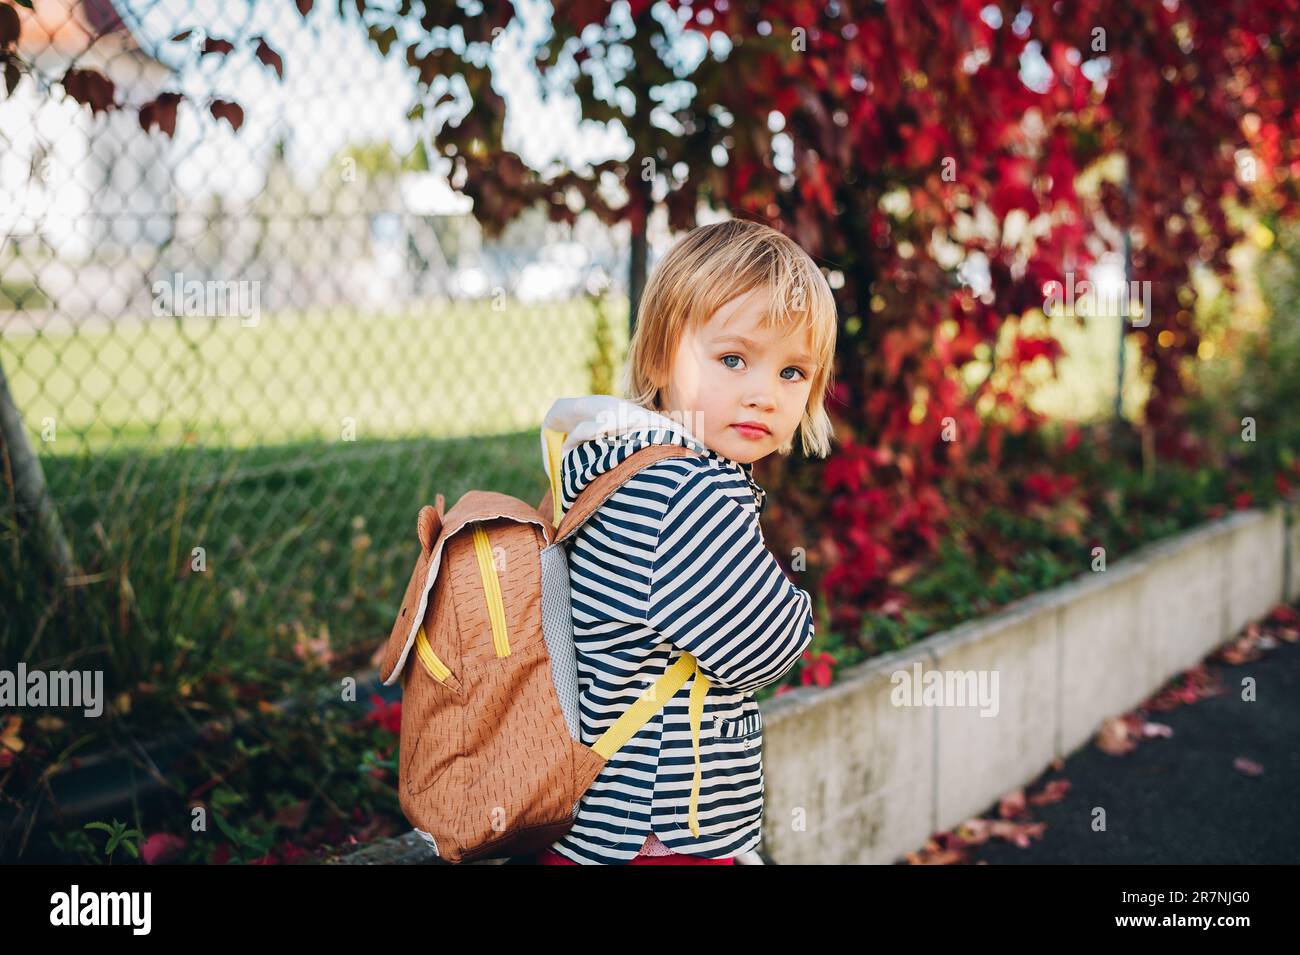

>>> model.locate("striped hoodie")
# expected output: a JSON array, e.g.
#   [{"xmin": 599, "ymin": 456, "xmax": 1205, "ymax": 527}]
[{"xmin": 538, "ymin": 395, "xmax": 815, "ymax": 864}]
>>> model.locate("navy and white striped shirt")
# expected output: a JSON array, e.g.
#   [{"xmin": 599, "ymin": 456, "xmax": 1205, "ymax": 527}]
[{"xmin": 544, "ymin": 421, "xmax": 815, "ymax": 864}]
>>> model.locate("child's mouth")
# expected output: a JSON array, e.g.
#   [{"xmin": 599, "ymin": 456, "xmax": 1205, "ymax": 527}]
[{"xmin": 731, "ymin": 424, "xmax": 769, "ymax": 439}]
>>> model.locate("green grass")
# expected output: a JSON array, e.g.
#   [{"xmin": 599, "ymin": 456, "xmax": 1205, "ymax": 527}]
[
  {"xmin": 0, "ymin": 295, "xmax": 628, "ymax": 695},
  {"xmin": 1, "ymin": 296, "xmax": 629, "ymax": 452}
]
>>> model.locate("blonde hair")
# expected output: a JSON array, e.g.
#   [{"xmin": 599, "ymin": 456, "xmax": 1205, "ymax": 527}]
[{"xmin": 619, "ymin": 218, "xmax": 838, "ymax": 458}]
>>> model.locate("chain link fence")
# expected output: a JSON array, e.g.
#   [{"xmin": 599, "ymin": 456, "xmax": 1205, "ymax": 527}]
[{"xmin": 1, "ymin": 0, "xmax": 631, "ymax": 690}]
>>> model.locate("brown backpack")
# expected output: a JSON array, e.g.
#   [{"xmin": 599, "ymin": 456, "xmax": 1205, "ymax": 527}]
[{"xmin": 377, "ymin": 436, "xmax": 715, "ymax": 863}]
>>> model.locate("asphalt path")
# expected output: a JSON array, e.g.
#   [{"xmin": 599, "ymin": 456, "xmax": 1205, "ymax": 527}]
[{"xmin": 964, "ymin": 624, "xmax": 1300, "ymax": 864}]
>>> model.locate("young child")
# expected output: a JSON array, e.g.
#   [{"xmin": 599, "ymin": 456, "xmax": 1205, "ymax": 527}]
[{"xmin": 536, "ymin": 218, "xmax": 838, "ymax": 865}]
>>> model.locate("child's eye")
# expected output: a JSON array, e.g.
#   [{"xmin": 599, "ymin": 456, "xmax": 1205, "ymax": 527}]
[
  {"xmin": 720, "ymin": 354, "xmax": 745, "ymax": 370},
  {"xmin": 782, "ymin": 367, "xmax": 808, "ymax": 381}
]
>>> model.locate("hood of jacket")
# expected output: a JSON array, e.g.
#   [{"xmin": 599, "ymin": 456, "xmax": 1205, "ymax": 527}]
[{"xmin": 539, "ymin": 395, "xmax": 766, "ymax": 523}]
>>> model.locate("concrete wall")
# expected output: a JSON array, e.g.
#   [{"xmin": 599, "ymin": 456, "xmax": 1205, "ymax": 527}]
[{"xmin": 761, "ymin": 501, "xmax": 1295, "ymax": 865}]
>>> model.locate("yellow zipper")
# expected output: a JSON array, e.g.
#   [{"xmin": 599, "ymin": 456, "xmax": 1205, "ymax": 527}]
[
  {"xmin": 414, "ymin": 625, "xmax": 452, "ymax": 682},
  {"xmin": 472, "ymin": 523, "xmax": 510, "ymax": 657},
  {"xmin": 414, "ymin": 523, "xmax": 510, "ymax": 681}
]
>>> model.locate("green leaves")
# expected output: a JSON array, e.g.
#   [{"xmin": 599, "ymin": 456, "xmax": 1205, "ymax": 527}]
[{"xmin": 83, "ymin": 819, "xmax": 145, "ymax": 862}]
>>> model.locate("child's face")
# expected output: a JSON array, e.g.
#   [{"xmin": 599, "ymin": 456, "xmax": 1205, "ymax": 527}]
[{"xmin": 658, "ymin": 286, "xmax": 817, "ymax": 465}]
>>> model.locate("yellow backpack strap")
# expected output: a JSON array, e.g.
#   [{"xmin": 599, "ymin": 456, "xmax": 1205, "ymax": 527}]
[
  {"xmin": 686, "ymin": 661, "xmax": 709, "ymax": 837},
  {"xmin": 591, "ymin": 651, "xmax": 711, "ymax": 838},
  {"xmin": 543, "ymin": 427, "xmax": 567, "ymax": 528}
]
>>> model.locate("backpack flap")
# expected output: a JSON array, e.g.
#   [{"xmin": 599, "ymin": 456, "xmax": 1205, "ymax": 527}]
[
  {"xmin": 380, "ymin": 491, "xmax": 554, "ymax": 687},
  {"xmin": 378, "ymin": 494, "xmax": 446, "ymax": 685}
]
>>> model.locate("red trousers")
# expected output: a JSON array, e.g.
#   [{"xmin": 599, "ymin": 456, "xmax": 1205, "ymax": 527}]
[{"xmin": 536, "ymin": 847, "xmax": 735, "ymax": 865}]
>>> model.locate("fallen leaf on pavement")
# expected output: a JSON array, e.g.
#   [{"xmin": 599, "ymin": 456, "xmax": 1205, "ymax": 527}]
[
  {"xmin": 1233, "ymin": 756, "xmax": 1264, "ymax": 777},
  {"xmin": 1146, "ymin": 664, "xmax": 1224, "ymax": 710},
  {"xmin": 960, "ymin": 817, "xmax": 1046, "ymax": 848},
  {"xmin": 1096, "ymin": 715, "xmax": 1137, "ymax": 755},
  {"xmin": 1217, "ymin": 635, "xmax": 1263, "ymax": 665},
  {"xmin": 907, "ymin": 847, "xmax": 967, "ymax": 864},
  {"xmin": 1027, "ymin": 779, "xmax": 1072, "ymax": 806},
  {"xmin": 904, "ymin": 837, "xmax": 968, "ymax": 864},
  {"xmin": 997, "ymin": 788, "xmax": 1026, "ymax": 819}
]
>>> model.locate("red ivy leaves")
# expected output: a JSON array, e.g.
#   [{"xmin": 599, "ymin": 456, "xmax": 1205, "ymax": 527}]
[
  {"xmin": 62, "ymin": 68, "xmax": 115, "ymax": 114},
  {"xmin": 253, "ymin": 35, "xmax": 284, "ymax": 79},
  {"xmin": 139, "ymin": 92, "xmax": 183, "ymax": 137},
  {"xmin": 365, "ymin": 694, "xmax": 401, "ymax": 735},
  {"xmin": 201, "ymin": 35, "xmax": 235, "ymax": 57},
  {"xmin": 799, "ymin": 650, "xmax": 836, "ymax": 689},
  {"xmin": 1010, "ymin": 336, "xmax": 1064, "ymax": 367},
  {"xmin": 0, "ymin": 4, "xmax": 20, "ymax": 50},
  {"xmin": 613, "ymin": 0, "xmax": 1300, "ymax": 639},
  {"xmin": 1022, "ymin": 471, "xmax": 1078, "ymax": 505},
  {"xmin": 209, "ymin": 99, "xmax": 244, "ymax": 132},
  {"xmin": 141, "ymin": 833, "xmax": 186, "ymax": 865}
]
